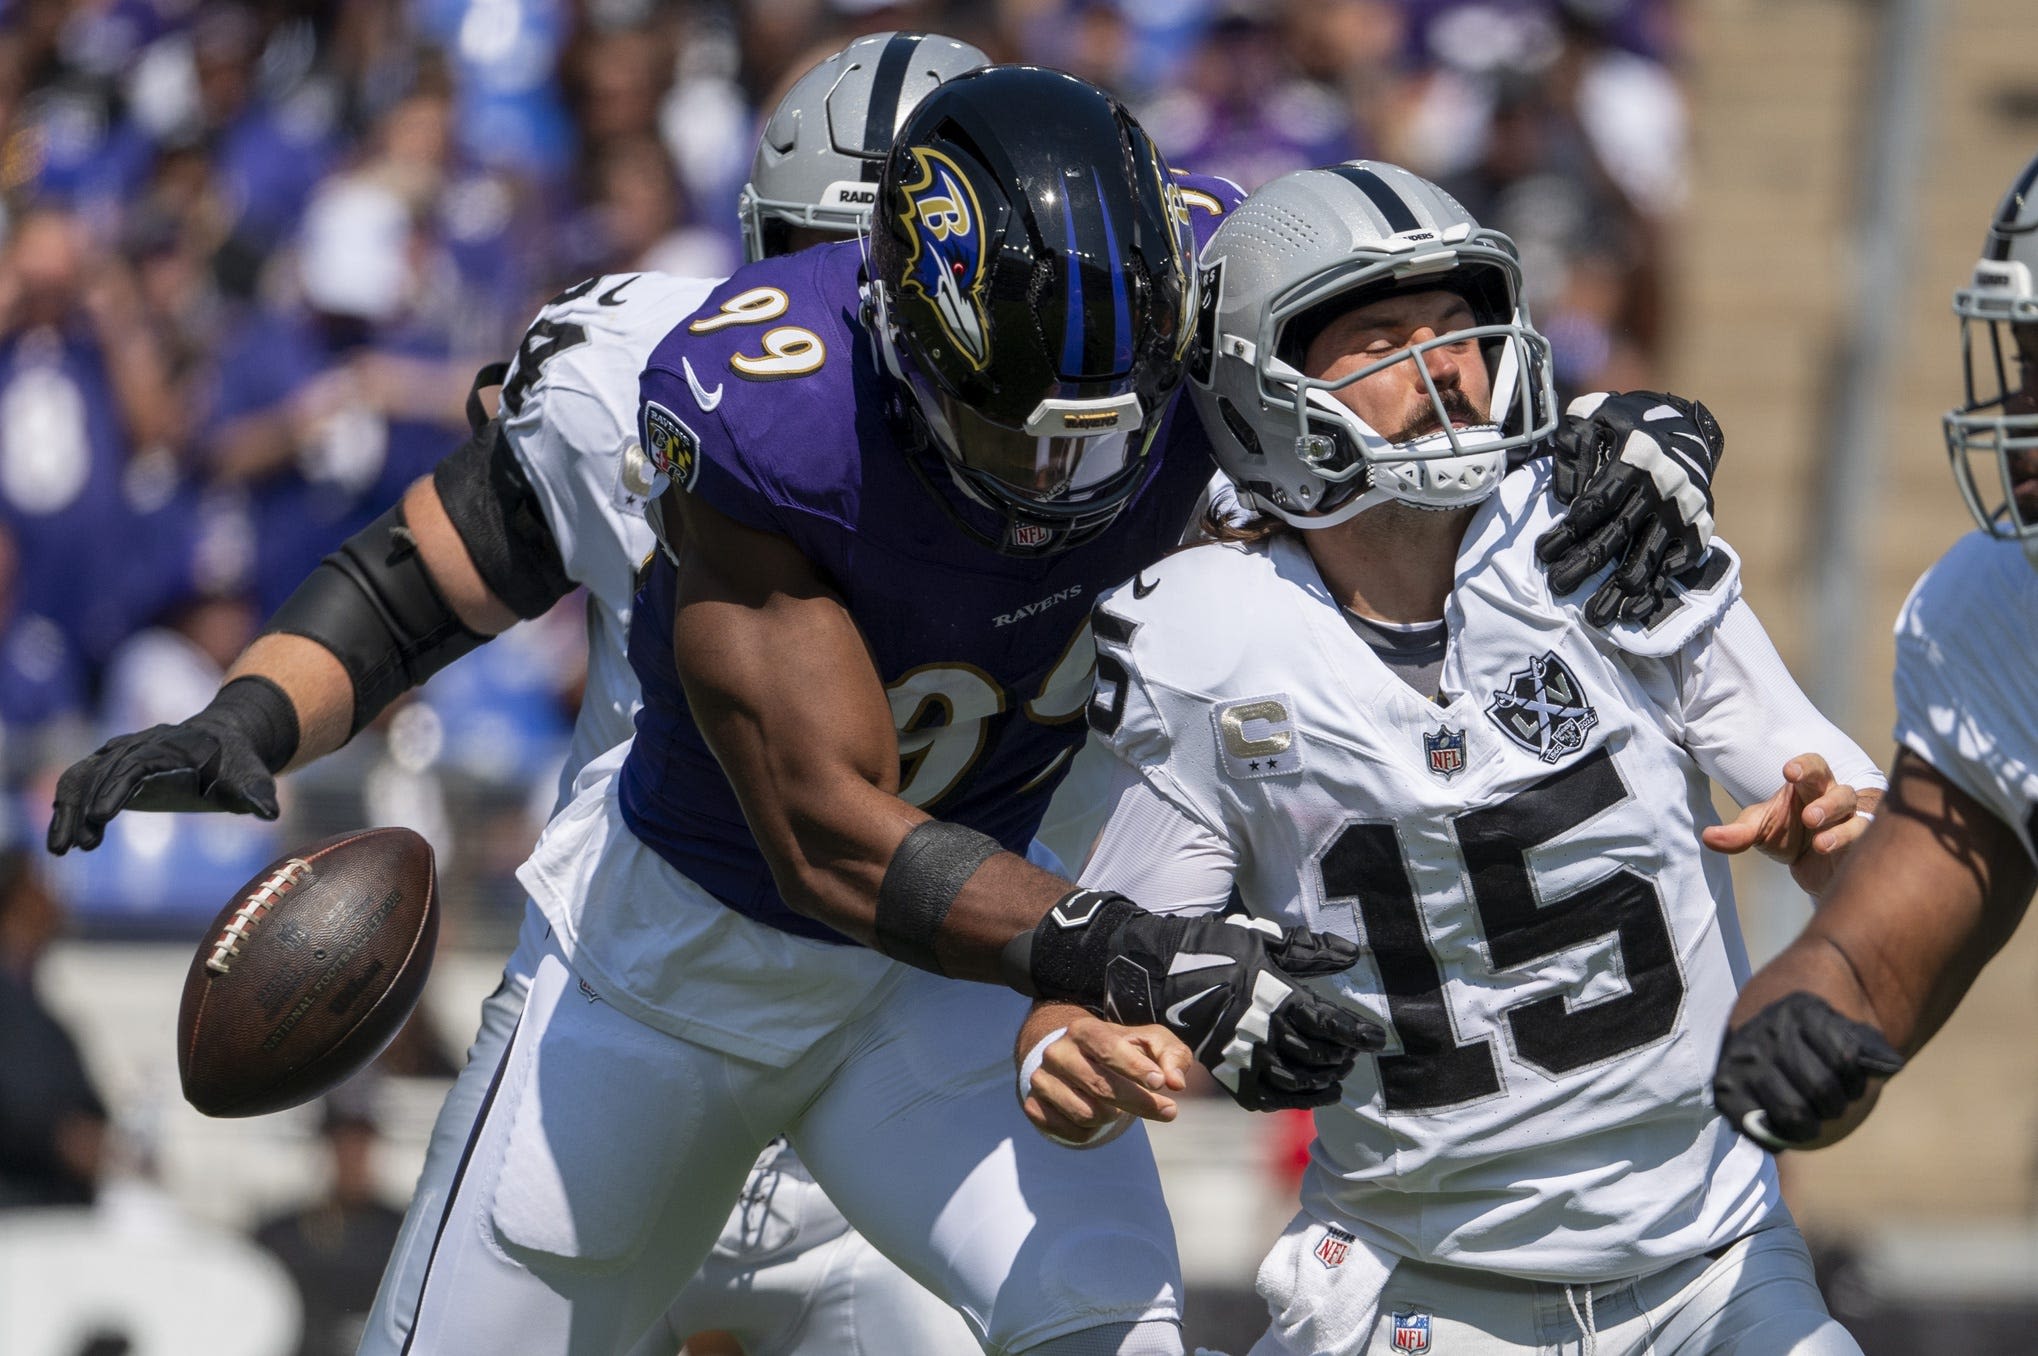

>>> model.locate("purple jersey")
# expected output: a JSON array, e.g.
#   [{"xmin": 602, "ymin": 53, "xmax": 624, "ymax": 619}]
[{"xmin": 622, "ymin": 173, "xmax": 1241, "ymax": 944}]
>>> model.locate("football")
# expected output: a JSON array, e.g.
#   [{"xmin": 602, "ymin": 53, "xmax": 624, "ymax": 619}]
[{"xmin": 177, "ymin": 827, "xmax": 439, "ymax": 1118}]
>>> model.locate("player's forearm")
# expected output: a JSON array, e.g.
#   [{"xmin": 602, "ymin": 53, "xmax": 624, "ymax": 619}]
[
  {"xmin": 222, "ymin": 634, "xmax": 354, "ymax": 770},
  {"xmin": 224, "ymin": 474, "xmax": 520, "ymax": 769},
  {"xmin": 741, "ymin": 767, "xmax": 1072, "ymax": 980},
  {"xmin": 1735, "ymin": 760, "xmax": 2032, "ymax": 1053}
]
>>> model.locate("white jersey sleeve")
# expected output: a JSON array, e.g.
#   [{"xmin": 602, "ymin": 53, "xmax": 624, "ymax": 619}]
[
  {"xmin": 1078, "ymin": 748, "xmax": 1237, "ymax": 916},
  {"xmin": 496, "ymin": 271, "xmax": 719, "ymax": 799},
  {"xmin": 1893, "ymin": 532, "xmax": 2038, "ymax": 862},
  {"xmin": 1088, "ymin": 558, "xmax": 1250, "ymax": 837},
  {"xmin": 1487, "ymin": 464, "xmax": 1881, "ymax": 809},
  {"xmin": 1630, "ymin": 596, "xmax": 1886, "ymax": 809},
  {"xmin": 499, "ymin": 272, "xmax": 717, "ymax": 613}
]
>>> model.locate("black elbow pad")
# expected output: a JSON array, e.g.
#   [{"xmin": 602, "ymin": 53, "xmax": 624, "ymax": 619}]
[{"xmin": 265, "ymin": 502, "xmax": 489, "ymax": 737}]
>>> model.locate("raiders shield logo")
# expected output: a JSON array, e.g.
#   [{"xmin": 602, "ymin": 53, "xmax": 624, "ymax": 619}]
[{"xmin": 1485, "ymin": 651, "xmax": 1598, "ymax": 763}]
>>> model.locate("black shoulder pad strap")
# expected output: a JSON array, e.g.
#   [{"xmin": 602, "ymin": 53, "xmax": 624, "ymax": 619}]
[
  {"xmin": 265, "ymin": 502, "xmax": 488, "ymax": 737},
  {"xmin": 467, "ymin": 361, "xmax": 509, "ymax": 434},
  {"xmin": 432, "ymin": 417, "xmax": 574, "ymax": 621}
]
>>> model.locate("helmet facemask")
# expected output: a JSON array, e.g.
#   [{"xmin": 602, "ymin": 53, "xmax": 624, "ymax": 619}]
[
  {"xmin": 866, "ymin": 67, "xmax": 1195, "ymax": 557},
  {"xmin": 1251, "ymin": 247, "xmax": 1556, "ymax": 528},
  {"xmin": 740, "ymin": 181, "xmax": 878, "ymax": 263},
  {"xmin": 1945, "ymin": 269, "xmax": 2038, "ymax": 567},
  {"xmin": 869, "ymin": 278, "xmax": 1163, "ymax": 555}
]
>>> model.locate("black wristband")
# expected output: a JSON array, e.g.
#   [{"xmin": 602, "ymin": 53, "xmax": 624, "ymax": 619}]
[
  {"xmin": 875, "ymin": 820, "xmax": 1003, "ymax": 974},
  {"xmin": 1022, "ymin": 890, "xmax": 1140, "ymax": 1006},
  {"xmin": 191, "ymin": 675, "xmax": 300, "ymax": 773}
]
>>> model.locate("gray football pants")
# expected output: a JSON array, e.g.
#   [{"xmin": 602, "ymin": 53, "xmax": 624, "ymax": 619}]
[
  {"xmin": 357, "ymin": 904, "xmax": 972, "ymax": 1355},
  {"xmin": 1252, "ymin": 1214, "xmax": 1861, "ymax": 1355}
]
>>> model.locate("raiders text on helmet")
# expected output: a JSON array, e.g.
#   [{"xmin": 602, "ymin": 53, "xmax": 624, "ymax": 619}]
[
  {"xmin": 1946, "ymin": 149, "xmax": 2038, "ymax": 567},
  {"xmin": 868, "ymin": 66, "xmax": 1197, "ymax": 556},
  {"xmin": 740, "ymin": 32, "xmax": 988, "ymax": 262},
  {"xmin": 1189, "ymin": 161, "xmax": 1556, "ymax": 528}
]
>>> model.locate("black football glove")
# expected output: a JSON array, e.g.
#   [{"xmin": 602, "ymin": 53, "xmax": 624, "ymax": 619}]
[
  {"xmin": 1713, "ymin": 992, "xmax": 1905, "ymax": 1151},
  {"xmin": 1536, "ymin": 390, "xmax": 1725, "ymax": 627},
  {"xmin": 47, "ymin": 678, "xmax": 293, "ymax": 854},
  {"xmin": 1012, "ymin": 890, "xmax": 1385, "ymax": 1113}
]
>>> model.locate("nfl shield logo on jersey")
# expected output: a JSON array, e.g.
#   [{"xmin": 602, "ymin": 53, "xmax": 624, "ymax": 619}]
[
  {"xmin": 1423, "ymin": 725, "xmax": 1466, "ymax": 780},
  {"xmin": 1485, "ymin": 651, "xmax": 1598, "ymax": 763},
  {"xmin": 1391, "ymin": 1312, "xmax": 1432, "ymax": 1352},
  {"xmin": 1314, "ymin": 1225, "xmax": 1354, "ymax": 1269}
]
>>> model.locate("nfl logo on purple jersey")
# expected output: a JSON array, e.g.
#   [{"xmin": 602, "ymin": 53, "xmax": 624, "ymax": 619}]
[
  {"xmin": 1424, "ymin": 725, "xmax": 1466, "ymax": 780},
  {"xmin": 1391, "ymin": 1311, "xmax": 1431, "ymax": 1352}
]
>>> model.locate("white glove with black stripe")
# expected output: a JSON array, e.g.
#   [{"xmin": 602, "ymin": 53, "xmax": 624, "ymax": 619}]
[
  {"xmin": 1536, "ymin": 390, "xmax": 1724, "ymax": 626},
  {"xmin": 1011, "ymin": 891, "xmax": 1384, "ymax": 1112}
]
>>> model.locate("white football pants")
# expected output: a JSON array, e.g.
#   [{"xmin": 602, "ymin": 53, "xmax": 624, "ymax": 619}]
[
  {"xmin": 363, "ymin": 920, "xmax": 1180, "ymax": 1356},
  {"xmin": 360, "ymin": 903, "xmax": 974, "ymax": 1356},
  {"xmin": 1250, "ymin": 1212, "xmax": 1861, "ymax": 1356}
]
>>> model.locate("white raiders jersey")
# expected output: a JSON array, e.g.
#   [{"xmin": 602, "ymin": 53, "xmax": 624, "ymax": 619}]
[
  {"xmin": 497, "ymin": 271, "xmax": 716, "ymax": 805},
  {"xmin": 1081, "ymin": 463, "xmax": 1883, "ymax": 1283},
  {"xmin": 1894, "ymin": 532, "xmax": 2038, "ymax": 862}
]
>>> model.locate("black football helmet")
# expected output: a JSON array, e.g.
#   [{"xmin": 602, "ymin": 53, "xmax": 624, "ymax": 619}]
[{"xmin": 867, "ymin": 66, "xmax": 1197, "ymax": 555}]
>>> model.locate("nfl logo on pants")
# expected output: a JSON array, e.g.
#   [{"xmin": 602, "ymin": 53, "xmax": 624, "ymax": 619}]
[{"xmin": 1391, "ymin": 1311, "xmax": 1431, "ymax": 1353}]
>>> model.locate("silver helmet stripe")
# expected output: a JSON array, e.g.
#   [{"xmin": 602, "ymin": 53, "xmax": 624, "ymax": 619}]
[{"xmin": 1986, "ymin": 154, "xmax": 2038, "ymax": 259}]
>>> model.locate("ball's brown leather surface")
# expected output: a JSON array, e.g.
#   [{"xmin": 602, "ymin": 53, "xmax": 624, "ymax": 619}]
[{"xmin": 177, "ymin": 826, "xmax": 437, "ymax": 1117}]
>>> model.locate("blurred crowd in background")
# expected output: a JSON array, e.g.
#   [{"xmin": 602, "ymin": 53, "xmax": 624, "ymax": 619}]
[
  {"xmin": 0, "ymin": 0, "xmax": 1690, "ymax": 950},
  {"xmin": 0, "ymin": 0, "xmax": 1692, "ymax": 1350}
]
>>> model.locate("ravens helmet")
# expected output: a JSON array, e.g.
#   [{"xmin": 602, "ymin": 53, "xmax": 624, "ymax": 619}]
[
  {"xmin": 1946, "ymin": 149, "xmax": 2038, "ymax": 566},
  {"xmin": 868, "ymin": 66, "xmax": 1197, "ymax": 555},
  {"xmin": 1189, "ymin": 161, "xmax": 1556, "ymax": 528},
  {"xmin": 740, "ymin": 32, "xmax": 989, "ymax": 263}
]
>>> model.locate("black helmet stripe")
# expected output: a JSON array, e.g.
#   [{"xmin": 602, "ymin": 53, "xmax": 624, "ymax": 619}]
[
  {"xmin": 859, "ymin": 32, "xmax": 925, "ymax": 181},
  {"xmin": 1328, "ymin": 164, "xmax": 1421, "ymax": 234}
]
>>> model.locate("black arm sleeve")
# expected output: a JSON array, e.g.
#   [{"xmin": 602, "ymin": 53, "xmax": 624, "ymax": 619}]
[{"xmin": 264, "ymin": 500, "xmax": 490, "ymax": 737}]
